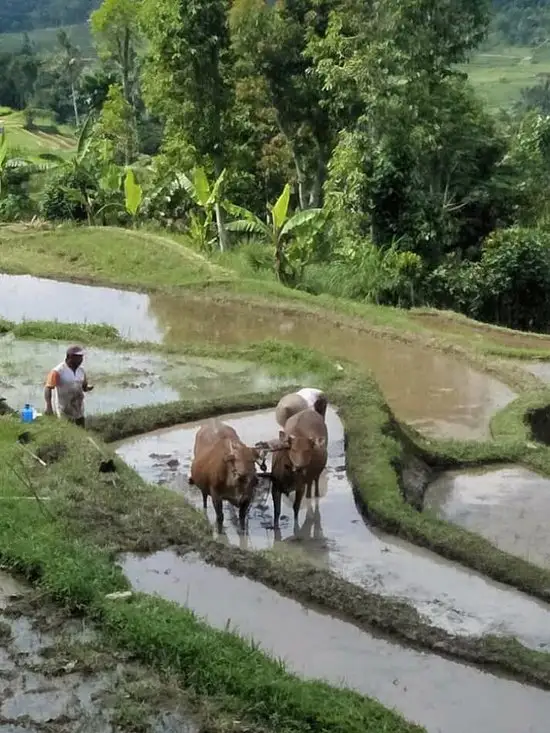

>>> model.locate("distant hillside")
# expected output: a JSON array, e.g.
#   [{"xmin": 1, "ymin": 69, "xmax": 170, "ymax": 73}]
[
  {"xmin": 491, "ymin": 0, "xmax": 550, "ymax": 45},
  {"xmin": 0, "ymin": 0, "xmax": 99, "ymax": 33}
]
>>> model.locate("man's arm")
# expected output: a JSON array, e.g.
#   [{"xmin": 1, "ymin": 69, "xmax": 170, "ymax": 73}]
[
  {"xmin": 44, "ymin": 370, "xmax": 58, "ymax": 415},
  {"xmin": 82, "ymin": 370, "xmax": 93, "ymax": 392}
]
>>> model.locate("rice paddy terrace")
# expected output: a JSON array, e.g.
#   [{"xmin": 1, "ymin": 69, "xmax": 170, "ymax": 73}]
[{"xmin": 2, "ymin": 225, "xmax": 550, "ymax": 733}]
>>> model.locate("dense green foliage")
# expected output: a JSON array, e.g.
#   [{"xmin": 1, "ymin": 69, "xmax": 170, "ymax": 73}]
[
  {"xmin": 491, "ymin": 0, "xmax": 550, "ymax": 45},
  {"xmin": 3, "ymin": 0, "xmax": 550, "ymax": 331}
]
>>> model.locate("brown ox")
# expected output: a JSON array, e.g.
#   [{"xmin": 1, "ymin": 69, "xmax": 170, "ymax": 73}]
[
  {"xmin": 268, "ymin": 408, "xmax": 328, "ymax": 528},
  {"xmin": 274, "ymin": 388, "xmax": 327, "ymax": 429},
  {"xmin": 189, "ymin": 419, "xmax": 263, "ymax": 530}
]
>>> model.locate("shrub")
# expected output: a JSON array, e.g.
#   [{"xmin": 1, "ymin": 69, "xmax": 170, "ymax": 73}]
[
  {"xmin": 472, "ymin": 227, "xmax": 550, "ymax": 331},
  {"xmin": 429, "ymin": 227, "xmax": 550, "ymax": 332},
  {"xmin": 0, "ymin": 193, "xmax": 34, "ymax": 222},
  {"xmin": 40, "ymin": 168, "xmax": 97, "ymax": 222}
]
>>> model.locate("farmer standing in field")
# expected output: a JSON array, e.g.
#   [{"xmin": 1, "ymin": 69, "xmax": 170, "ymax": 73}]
[{"xmin": 44, "ymin": 346, "xmax": 93, "ymax": 428}]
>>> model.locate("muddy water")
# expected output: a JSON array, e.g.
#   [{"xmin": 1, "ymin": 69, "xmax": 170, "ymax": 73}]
[
  {"xmin": 523, "ymin": 361, "xmax": 550, "ymax": 382},
  {"xmin": 121, "ymin": 550, "xmax": 550, "ymax": 733},
  {"xmin": 0, "ymin": 569, "xmax": 198, "ymax": 733},
  {"xmin": 0, "ymin": 273, "xmax": 163, "ymax": 342},
  {"xmin": 115, "ymin": 408, "xmax": 550, "ymax": 649},
  {"xmin": 425, "ymin": 466, "xmax": 550, "ymax": 569},
  {"xmin": 150, "ymin": 294, "xmax": 516, "ymax": 440},
  {"xmin": 0, "ymin": 274, "xmax": 515, "ymax": 439},
  {"xmin": 0, "ymin": 337, "xmax": 291, "ymax": 415}
]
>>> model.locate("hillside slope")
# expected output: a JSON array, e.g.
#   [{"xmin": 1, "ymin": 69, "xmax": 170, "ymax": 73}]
[{"xmin": 0, "ymin": 0, "xmax": 99, "ymax": 32}]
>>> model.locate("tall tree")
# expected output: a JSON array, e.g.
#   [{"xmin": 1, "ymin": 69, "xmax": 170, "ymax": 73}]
[
  {"xmin": 91, "ymin": 0, "xmax": 142, "ymax": 161},
  {"xmin": 140, "ymin": 0, "xmax": 234, "ymax": 250},
  {"xmin": 230, "ymin": 0, "xmax": 334, "ymax": 209},
  {"xmin": 310, "ymin": 0, "xmax": 494, "ymax": 261},
  {"xmin": 56, "ymin": 29, "xmax": 85, "ymax": 126}
]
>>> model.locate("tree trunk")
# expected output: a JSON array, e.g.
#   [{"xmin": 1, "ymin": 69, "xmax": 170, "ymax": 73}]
[
  {"xmin": 308, "ymin": 150, "xmax": 327, "ymax": 208},
  {"xmin": 121, "ymin": 27, "xmax": 134, "ymax": 165},
  {"xmin": 71, "ymin": 82, "xmax": 80, "ymax": 127},
  {"xmin": 273, "ymin": 110, "xmax": 307, "ymax": 209},
  {"xmin": 214, "ymin": 202, "xmax": 228, "ymax": 252}
]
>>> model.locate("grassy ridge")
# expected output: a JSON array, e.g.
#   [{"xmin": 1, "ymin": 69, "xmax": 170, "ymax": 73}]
[{"xmin": 335, "ymin": 372, "xmax": 550, "ymax": 601}]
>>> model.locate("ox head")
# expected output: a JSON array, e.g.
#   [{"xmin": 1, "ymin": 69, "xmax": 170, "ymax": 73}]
[
  {"xmin": 278, "ymin": 430, "xmax": 326, "ymax": 477},
  {"xmin": 224, "ymin": 440, "xmax": 260, "ymax": 502}
]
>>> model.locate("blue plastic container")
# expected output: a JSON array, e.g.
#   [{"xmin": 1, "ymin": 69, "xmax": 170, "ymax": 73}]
[{"xmin": 21, "ymin": 404, "xmax": 35, "ymax": 423}]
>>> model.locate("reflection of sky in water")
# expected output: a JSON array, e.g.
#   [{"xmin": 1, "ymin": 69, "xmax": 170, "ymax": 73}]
[
  {"xmin": 425, "ymin": 466, "xmax": 550, "ymax": 570},
  {"xmin": 0, "ymin": 274, "xmax": 163, "ymax": 342},
  {"xmin": 0, "ymin": 337, "xmax": 293, "ymax": 415},
  {"xmin": 120, "ymin": 550, "xmax": 550, "ymax": 733},
  {"xmin": 115, "ymin": 408, "xmax": 550, "ymax": 649}
]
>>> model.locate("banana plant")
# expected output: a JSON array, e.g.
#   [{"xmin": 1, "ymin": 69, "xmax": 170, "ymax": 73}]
[
  {"xmin": 124, "ymin": 168, "xmax": 143, "ymax": 222},
  {"xmin": 177, "ymin": 166, "xmax": 227, "ymax": 252},
  {"xmin": 225, "ymin": 184, "xmax": 324, "ymax": 282}
]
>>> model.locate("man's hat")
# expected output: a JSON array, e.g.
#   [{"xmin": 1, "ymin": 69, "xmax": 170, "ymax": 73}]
[{"xmin": 66, "ymin": 345, "xmax": 85, "ymax": 358}]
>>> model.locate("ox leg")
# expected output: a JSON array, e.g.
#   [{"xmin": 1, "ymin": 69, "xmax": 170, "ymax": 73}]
[
  {"xmin": 314, "ymin": 478, "xmax": 320, "ymax": 498},
  {"xmin": 293, "ymin": 485, "xmax": 305, "ymax": 526},
  {"xmin": 201, "ymin": 490, "xmax": 208, "ymax": 510},
  {"xmin": 272, "ymin": 485, "xmax": 283, "ymax": 529},
  {"xmin": 212, "ymin": 496, "xmax": 224, "ymax": 527},
  {"xmin": 238, "ymin": 499, "xmax": 251, "ymax": 532},
  {"xmin": 305, "ymin": 481, "xmax": 313, "ymax": 499}
]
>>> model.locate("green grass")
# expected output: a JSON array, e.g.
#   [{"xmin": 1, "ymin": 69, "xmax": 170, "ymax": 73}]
[
  {"xmin": 0, "ymin": 317, "xmax": 120, "ymax": 343},
  {"xmin": 0, "ymin": 23, "xmax": 94, "ymax": 56},
  {"xmin": 0, "ymin": 226, "xmax": 230, "ymax": 287},
  {"xmin": 460, "ymin": 44, "xmax": 550, "ymax": 110},
  {"xmin": 0, "ymin": 107, "xmax": 76, "ymax": 156}
]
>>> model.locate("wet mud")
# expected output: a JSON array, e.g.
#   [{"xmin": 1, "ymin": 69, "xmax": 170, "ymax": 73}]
[
  {"xmin": 115, "ymin": 408, "xmax": 550, "ymax": 649},
  {"xmin": 425, "ymin": 466, "xmax": 550, "ymax": 569},
  {"xmin": 0, "ymin": 570, "xmax": 198, "ymax": 733},
  {"xmin": 120, "ymin": 550, "xmax": 550, "ymax": 733},
  {"xmin": 0, "ymin": 274, "xmax": 515, "ymax": 439},
  {"xmin": 0, "ymin": 337, "xmax": 291, "ymax": 415}
]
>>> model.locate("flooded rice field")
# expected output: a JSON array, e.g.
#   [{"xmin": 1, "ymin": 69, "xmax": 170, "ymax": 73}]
[
  {"xmin": 0, "ymin": 570, "xmax": 198, "ymax": 733},
  {"xmin": 115, "ymin": 408, "xmax": 550, "ymax": 649},
  {"xmin": 0, "ymin": 274, "xmax": 516, "ymax": 439},
  {"xmin": 0, "ymin": 337, "xmax": 292, "ymax": 415},
  {"xmin": 522, "ymin": 361, "xmax": 550, "ymax": 383},
  {"xmin": 120, "ymin": 550, "xmax": 550, "ymax": 733},
  {"xmin": 425, "ymin": 466, "xmax": 550, "ymax": 569},
  {"xmin": 0, "ymin": 273, "xmax": 164, "ymax": 342}
]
